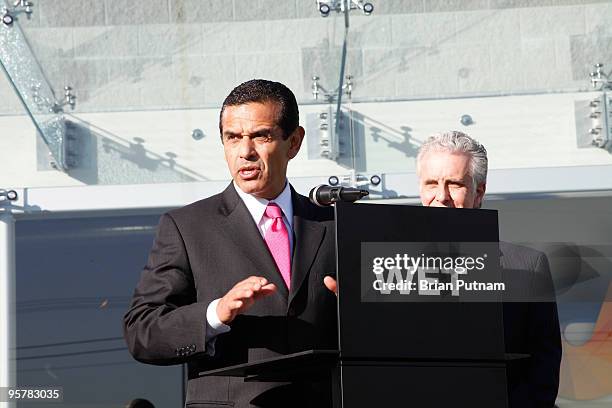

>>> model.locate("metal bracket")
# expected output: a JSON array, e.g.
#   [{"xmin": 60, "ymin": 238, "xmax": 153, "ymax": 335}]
[
  {"xmin": 589, "ymin": 63, "xmax": 612, "ymax": 91},
  {"xmin": 32, "ymin": 84, "xmax": 77, "ymax": 113},
  {"xmin": 316, "ymin": 0, "xmax": 374, "ymax": 17},
  {"xmin": 306, "ymin": 107, "xmax": 347, "ymax": 161},
  {"xmin": 0, "ymin": 190, "xmax": 18, "ymax": 202},
  {"xmin": 311, "ymin": 75, "xmax": 353, "ymax": 102},
  {"xmin": 1, "ymin": 0, "xmax": 33, "ymax": 26},
  {"xmin": 576, "ymin": 93, "xmax": 611, "ymax": 150}
]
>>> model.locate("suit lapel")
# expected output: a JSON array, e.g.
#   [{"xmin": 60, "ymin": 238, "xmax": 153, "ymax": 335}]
[
  {"xmin": 289, "ymin": 190, "xmax": 327, "ymax": 305},
  {"xmin": 219, "ymin": 184, "xmax": 289, "ymax": 300}
]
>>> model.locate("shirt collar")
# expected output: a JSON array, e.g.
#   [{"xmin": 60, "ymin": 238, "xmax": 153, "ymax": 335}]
[{"xmin": 233, "ymin": 181, "xmax": 293, "ymax": 228}]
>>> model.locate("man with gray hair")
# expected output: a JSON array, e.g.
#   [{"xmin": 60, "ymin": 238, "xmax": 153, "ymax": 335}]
[
  {"xmin": 416, "ymin": 130, "xmax": 562, "ymax": 407},
  {"xmin": 416, "ymin": 130, "xmax": 488, "ymax": 208}
]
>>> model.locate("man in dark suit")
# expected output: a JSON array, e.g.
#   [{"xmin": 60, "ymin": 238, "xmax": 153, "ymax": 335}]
[
  {"xmin": 124, "ymin": 80, "xmax": 337, "ymax": 408},
  {"xmin": 416, "ymin": 130, "xmax": 562, "ymax": 407}
]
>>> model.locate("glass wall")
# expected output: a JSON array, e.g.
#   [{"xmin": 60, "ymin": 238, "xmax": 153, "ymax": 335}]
[
  {"xmin": 0, "ymin": 0, "xmax": 611, "ymax": 188},
  {"xmin": 3, "ymin": 0, "xmax": 609, "ymax": 112},
  {"xmin": 487, "ymin": 194, "xmax": 612, "ymax": 407},
  {"xmin": 15, "ymin": 213, "xmax": 183, "ymax": 407}
]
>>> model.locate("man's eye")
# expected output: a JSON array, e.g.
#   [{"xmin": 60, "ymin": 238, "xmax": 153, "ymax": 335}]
[{"xmin": 254, "ymin": 134, "xmax": 271, "ymax": 142}]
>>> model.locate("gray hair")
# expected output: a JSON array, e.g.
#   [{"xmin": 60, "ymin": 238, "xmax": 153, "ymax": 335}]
[{"xmin": 416, "ymin": 131, "xmax": 488, "ymax": 189}]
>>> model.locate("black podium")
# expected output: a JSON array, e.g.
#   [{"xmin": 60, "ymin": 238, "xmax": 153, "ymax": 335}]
[{"xmin": 201, "ymin": 202, "xmax": 523, "ymax": 407}]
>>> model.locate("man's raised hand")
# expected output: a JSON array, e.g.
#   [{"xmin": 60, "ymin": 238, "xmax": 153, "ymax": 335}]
[{"xmin": 216, "ymin": 276, "xmax": 277, "ymax": 324}]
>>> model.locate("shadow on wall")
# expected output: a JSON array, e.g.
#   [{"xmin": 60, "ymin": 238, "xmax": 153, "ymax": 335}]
[
  {"xmin": 305, "ymin": 106, "xmax": 420, "ymax": 171},
  {"xmin": 370, "ymin": 125, "xmax": 419, "ymax": 158},
  {"xmin": 351, "ymin": 110, "xmax": 421, "ymax": 159},
  {"xmin": 36, "ymin": 118, "xmax": 207, "ymax": 185}
]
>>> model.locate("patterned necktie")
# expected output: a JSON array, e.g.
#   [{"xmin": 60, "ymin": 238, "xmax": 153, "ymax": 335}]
[{"xmin": 264, "ymin": 203, "xmax": 291, "ymax": 290}]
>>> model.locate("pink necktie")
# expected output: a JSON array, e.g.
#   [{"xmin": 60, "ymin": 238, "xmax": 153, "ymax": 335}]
[{"xmin": 264, "ymin": 203, "xmax": 291, "ymax": 290}]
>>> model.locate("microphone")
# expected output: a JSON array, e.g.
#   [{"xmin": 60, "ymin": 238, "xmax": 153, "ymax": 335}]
[{"xmin": 309, "ymin": 184, "xmax": 369, "ymax": 207}]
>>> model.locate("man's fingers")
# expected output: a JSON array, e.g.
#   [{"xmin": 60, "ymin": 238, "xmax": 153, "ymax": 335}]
[
  {"xmin": 243, "ymin": 276, "xmax": 268, "ymax": 286},
  {"xmin": 253, "ymin": 283, "xmax": 277, "ymax": 299},
  {"xmin": 261, "ymin": 283, "xmax": 276, "ymax": 291},
  {"xmin": 218, "ymin": 277, "xmax": 275, "ymax": 324},
  {"xmin": 324, "ymin": 276, "xmax": 337, "ymax": 295}
]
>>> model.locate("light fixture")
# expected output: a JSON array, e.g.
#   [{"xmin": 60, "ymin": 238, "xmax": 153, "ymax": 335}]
[{"xmin": 319, "ymin": 3, "xmax": 331, "ymax": 17}]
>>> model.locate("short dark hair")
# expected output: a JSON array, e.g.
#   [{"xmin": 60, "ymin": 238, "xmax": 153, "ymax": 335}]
[{"xmin": 219, "ymin": 79, "xmax": 299, "ymax": 140}]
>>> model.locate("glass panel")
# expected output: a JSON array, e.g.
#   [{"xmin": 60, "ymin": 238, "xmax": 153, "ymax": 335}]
[
  {"xmin": 346, "ymin": 1, "xmax": 612, "ymax": 101},
  {"xmin": 0, "ymin": 1, "xmax": 610, "ymax": 189},
  {"xmin": 487, "ymin": 194, "xmax": 612, "ymax": 408},
  {"xmin": 337, "ymin": 1, "xmax": 417, "ymax": 182},
  {"xmin": 15, "ymin": 213, "xmax": 183, "ymax": 407},
  {"xmin": 0, "ymin": 0, "xmax": 357, "ymax": 187},
  {"xmin": 0, "ymin": 0, "xmax": 67, "ymax": 169}
]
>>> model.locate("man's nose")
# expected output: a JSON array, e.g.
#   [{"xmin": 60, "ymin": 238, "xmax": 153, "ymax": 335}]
[
  {"xmin": 435, "ymin": 184, "xmax": 450, "ymax": 204},
  {"xmin": 238, "ymin": 136, "xmax": 256, "ymax": 159}
]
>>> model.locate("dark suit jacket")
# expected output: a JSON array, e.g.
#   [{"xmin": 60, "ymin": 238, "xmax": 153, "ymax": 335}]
[
  {"xmin": 124, "ymin": 184, "xmax": 338, "ymax": 408},
  {"xmin": 500, "ymin": 242, "xmax": 562, "ymax": 408}
]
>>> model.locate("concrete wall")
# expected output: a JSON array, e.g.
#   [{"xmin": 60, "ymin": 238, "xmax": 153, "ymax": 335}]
[{"xmin": 2, "ymin": 91, "xmax": 611, "ymax": 189}]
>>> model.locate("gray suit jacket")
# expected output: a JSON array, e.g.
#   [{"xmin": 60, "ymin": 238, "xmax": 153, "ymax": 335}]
[
  {"xmin": 500, "ymin": 242, "xmax": 562, "ymax": 408},
  {"xmin": 124, "ymin": 184, "xmax": 337, "ymax": 408}
]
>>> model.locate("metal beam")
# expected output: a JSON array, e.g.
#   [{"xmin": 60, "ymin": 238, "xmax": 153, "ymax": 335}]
[{"xmin": 0, "ymin": 211, "xmax": 16, "ymax": 395}]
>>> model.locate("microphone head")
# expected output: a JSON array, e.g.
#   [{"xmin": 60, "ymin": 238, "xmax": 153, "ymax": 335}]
[
  {"xmin": 309, "ymin": 184, "xmax": 328, "ymax": 207},
  {"xmin": 309, "ymin": 184, "xmax": 369, "ymax": 206}
]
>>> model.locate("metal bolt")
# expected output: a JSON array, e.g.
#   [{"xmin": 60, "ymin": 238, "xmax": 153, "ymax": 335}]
[
  {"xmin": 460, "ymin": 114, "xmax": 473, "ymax": 126},
  {"xmin": 2, "ymin": 13, "xmax": 14, "ymax": 26},
  {"xmin": 191, "ymin": 129, "xmax": 205, "ymax": 141},
  {"xmin": 6, "ymin": 190, "xmax": 18, "ymax": 201}
]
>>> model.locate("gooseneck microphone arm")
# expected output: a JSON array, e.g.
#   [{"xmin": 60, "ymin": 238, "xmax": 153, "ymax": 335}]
[{"xmin": 309, "ymin": 184, "xmax": 369, "ymax": 207}]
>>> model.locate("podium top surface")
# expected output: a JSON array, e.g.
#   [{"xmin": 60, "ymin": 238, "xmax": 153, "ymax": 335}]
[
  {"xmin": 199, "ymin": 350, "xmax": 339, "ymax": 378},
  {"xmin": 198, "ymin": 349, "xmax": 529, "ymax": 379}
]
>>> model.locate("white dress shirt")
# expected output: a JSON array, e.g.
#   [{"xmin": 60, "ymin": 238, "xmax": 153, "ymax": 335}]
[{"xmin": 204, "ymin": 181, "xmax": 294, "ymax": 355}]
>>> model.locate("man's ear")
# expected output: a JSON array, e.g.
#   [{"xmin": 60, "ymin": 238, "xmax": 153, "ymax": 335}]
[
  {"xmin": 287, "ymin": 126, "xmax": 305, "ymax": 160},
  {"xmin": 475, "ymin": 182, "xmax": 486, "ymax": 208}
]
